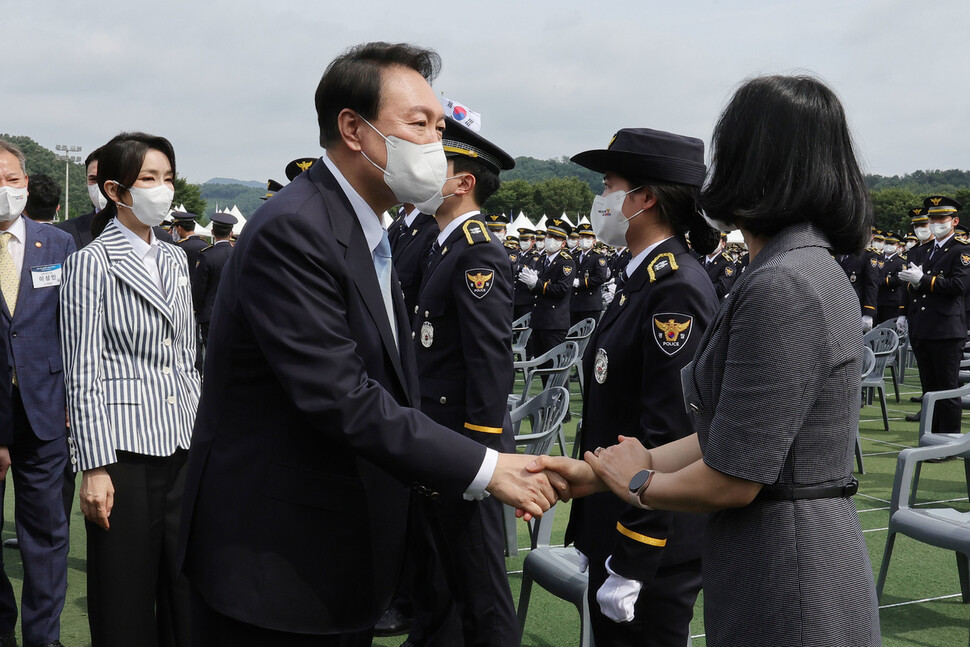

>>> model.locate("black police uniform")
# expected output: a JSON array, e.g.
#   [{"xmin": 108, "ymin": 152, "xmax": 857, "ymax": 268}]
[
  {"xmin": 529, "ymin": 248, "xmax": 576, "ymax": 357},
  {"xmin": 512, "ymin": 241, "xmax": 539, "ymax": 321},
  {"xmin": 570, "ymin": 246, "xmax": 609, "ymax": 325},
  {"xmin": 877, "ymin": 251, "xmax": 907, "ymax": 324},
  {"xmin": 906, "ymin": 233, "xmax": 970, "ymax": 432},
  {"xmin": 567, "ymin": 238, "xmax": 717, "ymax": 647},
  {"xmin": 701, "ymin": 251, "xmax": 738, "ymax": 299},
  {"xmin": 389, "ymin": 210, "xmax": 438, "ymax": 320},
  {"xmin": 409, "ymin": 216, "xmax": 518, "ymax": 647},
  {"xmin": 192, "ymin": 241, "xmax": 233, "ymax": 345},
  {"xmin": 611, "ymin": 248, "xmax": 633, "ymax": 289},
  {"xmin": 176, "ymin": 234, "xmax": 208, "ymax": 277},
  {"xmin": 835, "ymin": 251, "xmax": 878, "ymax": 319}
]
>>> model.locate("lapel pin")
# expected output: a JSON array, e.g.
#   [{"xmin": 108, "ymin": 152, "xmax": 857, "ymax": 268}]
[{"xmin": 35, "ymin": 241, "xmax": 42, "ymax": 248}]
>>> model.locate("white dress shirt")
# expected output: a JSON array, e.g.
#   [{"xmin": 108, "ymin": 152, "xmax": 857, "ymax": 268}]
[{"xmin": 113, "ymin": 218, "xmax": 165, "ymax": 296}]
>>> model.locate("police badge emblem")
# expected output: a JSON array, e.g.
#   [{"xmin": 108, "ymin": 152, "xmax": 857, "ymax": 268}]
[
  {"xmin": 420, "ymin": 322, "xmax": 434, "ymax": 348},
  {"xmin": 465, "ymin": 269, "xmax": 494, "ymax": 298},
  {"xmin": 593, "ymin": 348, "xmax": 608, "ymax": 384},
  {"xmin": 563, "ymin": 265, "xmax": 573, "ymax": 276},
  {"xmin": 962, "ymin": 253, "xmax": 970, "ymax": 267},
  {"xmin": 653, "ymin": 313, "xmax": 693, "ymax": 356}
]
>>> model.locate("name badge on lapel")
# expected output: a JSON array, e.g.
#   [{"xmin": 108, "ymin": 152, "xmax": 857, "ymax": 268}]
[{"xmin": 31, "ymin": 264, "xmax": 62, "ymax": 288}]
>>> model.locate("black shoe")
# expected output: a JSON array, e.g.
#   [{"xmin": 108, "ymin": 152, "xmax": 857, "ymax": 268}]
[
  {"xmin": 905, "ymin": 412, "xmax": 921, "ymax": 422},
  {"xmin": 0, "ymin": 632, "xmax": 16, "ymax": 647},
  {"xmin": 1, "ymin": 539, "xmax": 17, "ymax": 550},
  {"xmin": 374, "ymin": 606, "xmax": 412, "ymax": 637},
  {"xmin": 910, "ymin": 395, "xmax": 923, "ymax": 403}
]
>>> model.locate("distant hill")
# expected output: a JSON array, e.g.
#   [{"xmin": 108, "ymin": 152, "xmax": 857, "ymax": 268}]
[
  {"xmin": 204, "ymin": 177, "xmax": 265, "ymax": 189},
  {"xmin": 502, "ymin": 156, "xmax": 603, "ymax": 195},
  {"xmin": 199, "ymin": 182, "xmax": 266, "ymax": 218}
]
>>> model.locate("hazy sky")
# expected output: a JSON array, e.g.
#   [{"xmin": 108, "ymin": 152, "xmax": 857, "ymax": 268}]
[{"xmin": 6, "ymin": 1, "xmax": 967, "ymax": 184}]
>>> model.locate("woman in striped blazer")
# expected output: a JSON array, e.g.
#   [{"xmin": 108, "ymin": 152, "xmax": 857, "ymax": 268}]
[{"xmin": 60, "ymin": 132, "xmax": 201, "ymax": 647}]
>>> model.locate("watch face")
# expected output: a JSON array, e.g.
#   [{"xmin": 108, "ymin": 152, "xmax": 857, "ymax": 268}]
[{"xmin": 629, "ymin": 469, "xmax": 651, "ymax": 493}]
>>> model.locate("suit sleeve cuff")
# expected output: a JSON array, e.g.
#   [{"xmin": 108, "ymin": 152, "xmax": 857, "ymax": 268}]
[{"xmin": 463, "ymin": 447, "xmax": 498, "ymax": 501}]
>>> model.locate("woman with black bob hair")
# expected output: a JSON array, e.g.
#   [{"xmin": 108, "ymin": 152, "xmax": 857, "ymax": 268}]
[
  {"xmin": 564, "ymin": 128, "xmax": 720, "ymax": 647},
  {"xmin": 61, "ymin": 131, "xmax": 201, "ymax": 646},
  {"xmin": 535, "ymin": 76, "xmax": 880, "ymax": 646}
]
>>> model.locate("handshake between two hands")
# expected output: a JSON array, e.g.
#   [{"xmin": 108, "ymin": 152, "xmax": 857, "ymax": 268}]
[{"xmin": 484, "ymin": 435, "xmax": 653, "ymax": 520}]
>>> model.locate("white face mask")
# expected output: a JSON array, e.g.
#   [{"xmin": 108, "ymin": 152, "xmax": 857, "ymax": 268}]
[
  {"xmin": 914, "ymin": 226, "xmax": 932, "ymax": 242},
  {"xmin": 930, "ymin": 221, "xmax": 953, "ymax": 240},
  {"xmin": 0, "ymin": 186, "xmax": 27, "ymax": 222},
  {"xmin": 358, "ymin": 116, "xmax": 448, "ymax": 211},
  {"xmin": 871, "ymin": 241, "xmax": 884, "ymax": 253},
  {"xmin": 88, "ymin": 183, "xmax": 108, "ymax": 212},
  {"xmin": 494, "ymin": 230, "xmax": 506, "ymax": 243},
  {"xmin": 566, "ymin": 238, "xmax": 578, "ymax": 250},
  {"xmin": 905, "ymin": 241, "xmax": 916, "ymax": 251},
  {"xmin": 544, "ymin": 237, "xmax": 563, "ymax": 254},
  {"xmin": 578, "ymin": 237, "xmax": 594, "ymax": 251},
  {"xmin": 114, "ymin": 183, "xmax": 174, "ymax": 228},
  {"xmin": 590, "ymin": 187, "xmax": 642, "ymax": 248},
  {"xmin": 519, "ymin": 240, "xmax": 533, "ymax": 252}
]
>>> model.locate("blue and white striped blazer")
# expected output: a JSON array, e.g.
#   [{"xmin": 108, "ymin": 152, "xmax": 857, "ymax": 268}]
[{"xmin": 60, "ymin": 218, "xmax": 200, "ymax": 471}]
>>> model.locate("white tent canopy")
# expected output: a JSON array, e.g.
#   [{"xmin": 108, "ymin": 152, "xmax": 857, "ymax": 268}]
[
  {"xmin": 726, "ymin": 229, "xmax": 745, "ymax": 244},
  {"xmin": 536, "ymin": 215, "xmax": 548, "ymax": 231},
  {"xmin": 510, "ymin": 212, "xmax": 533, "ymax": 233}
]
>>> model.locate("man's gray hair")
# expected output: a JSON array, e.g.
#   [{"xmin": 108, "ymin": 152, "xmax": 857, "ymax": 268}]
[{"xmin": 0, "ymin": 140, "xmax": 26, "ymax": 174}]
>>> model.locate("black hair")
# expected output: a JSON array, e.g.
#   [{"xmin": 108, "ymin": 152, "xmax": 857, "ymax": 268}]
[
  {"xmin": 620, "ymin": 173, "xmax": 719, "ymax": 255},
  {"xmin": 212, "ymin": 223, "xmax": 234, "ymax": 238},
  {"xmin": 84, "ymin": 145, "xmax": 104, "ymax": 169},
  {"xmin": 700, "ymin": 75, "xmax": 872, "ymax": 254},
  {"xmin": 178, "ymin": 221, "xmax": 196, "ymax": 233},
  {"xmin": 451, "ymin": 156, "xmax": 501, "ymax": 206},
  {"xmin": 92, "ymin": 132, "xmax": 176, "ymax": 238},
  {"xmin": 24, "ymin": 173, "xmax": 61, "ymax": 221},
  {"xmin": 315, "ymin": 42, "xmax": 442, "ymax": 148}
]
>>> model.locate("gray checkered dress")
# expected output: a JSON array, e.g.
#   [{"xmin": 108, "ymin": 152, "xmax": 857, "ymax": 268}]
[{"xmin": 684, "ymin": 223, "xmax": 881, "ymax": 646}]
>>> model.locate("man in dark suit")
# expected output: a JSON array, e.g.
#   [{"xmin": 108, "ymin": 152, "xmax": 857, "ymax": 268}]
[
  {"xmin": 56, "ymin": 147, "xmax": 172, "ymax": 248},
  {"xmin": 570, "ymin": 222, "xmax": 609, "ymax": 326},
  {"xmin": 519, "ymin": 219, "xmax": 576, "ymax": 358},
  {"xmin": 389, "ymin": 203, "xmax": 438, "ymax": 319},
  {"xmin": 178, "ymin": 42, "xmax": 561, "ymax": 646},
  {"xmin": 0, "ymin": 140, "xmax": 75, "ymax": 647},
  {"xmin": 406, "ymin": 118, "xmax": 518, "ymax": 647},
  {"xmin": 902, "ymin": 196, "xmax": 970, "ymax": 431},
  {"xmin": 191, "ymin": 212, "xmax": 237, "ymax": 348}
]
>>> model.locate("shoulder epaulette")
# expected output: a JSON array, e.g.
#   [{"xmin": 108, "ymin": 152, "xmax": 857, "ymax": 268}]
[
  {"xmin": 721, "ymin": 252, "xmax": 733, "ymax": 262},
  {"xmin": 647, "ymin": 252, "xmax": 679, "ymax": 283},
  {"xmin": 201, "ymin": 244, "xmax": 214, "ymax": 252},
  {"xmin": 462, "ymin": 219, "xmax": 491, "ymax": 245},
  {"xmin": 559, "ymin": 250, "xmax": 573, "ymax": 260}
]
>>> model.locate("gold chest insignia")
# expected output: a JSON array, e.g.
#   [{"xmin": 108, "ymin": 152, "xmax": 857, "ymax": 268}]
[
  {"xmin": 563, "ymin": 265, "xmax": 573, "ymax": 276},
  {"xmin": 653, "ymin": 314, "xmax": 694, "ymax": 356},
  {"xmin": 465, "ymin": 269, "xmax": 494, "ymax": 299}
]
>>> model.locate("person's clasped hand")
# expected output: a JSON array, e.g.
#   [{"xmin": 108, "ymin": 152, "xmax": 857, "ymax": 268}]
[
  {"xmin": 898, "ymin": 264, "xmax": 923, "ymax": 285},
  {"xmin": 596, "ymin": 557, "xmax": 643, "ymax": 623},
  {"xmin": 518, "ymin": 266, "xmax": 539, "ymax": 288}
]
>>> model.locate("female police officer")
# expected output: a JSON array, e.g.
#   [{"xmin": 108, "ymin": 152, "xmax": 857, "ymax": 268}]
[{"xmin": 564, "ymin": 128, "xmax": 720, "ymax": 647}]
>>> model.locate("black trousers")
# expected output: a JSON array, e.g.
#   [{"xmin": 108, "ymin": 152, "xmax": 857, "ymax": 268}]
[
  {"xmin": 86, "ymin": 449, "xmax": 191, "ymax": 647},
  {"xmin": 0, "ymin": 388, "xmax": 69, "ymax": 646},
  {"xmin": 570, "ymin": 309, "xmax": 602, "ymax": 328},
  {"xmin": 407, "ymin": 494, "xmax": 518, "ymax": 647},
  {"xmin": 911, "ymin": 337, "xmax": 965, "ymax": 432},
  {"xmin": 875, "ymin": 306, "xmax": 900, "ymax": 325},
  {"xmin": 530, "ymin": 328, "xmax": 566, "ymax": 360},
  {"xmin": 587, "ymin": 558, "xmax": 702, "ymax": 647},
  {"xmin": 190, "ymin": 589, "xmax": 373, "ymax": 647}
]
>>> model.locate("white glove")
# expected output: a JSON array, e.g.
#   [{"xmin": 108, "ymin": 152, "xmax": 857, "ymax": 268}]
[
  {"xmin": 596, "ymin": 556, "xmax": 643, "ymax": 623},
  {"xmin": 573, "ymin": 278, "xmax": 580, "ymax": 288},
  {"xmin": 896, "ymin": 316, "xmax": 908, "ymax": 336},
  {"xmin": 862, "ymin": 315, "xmax": 873, "ymax": 332},
  {"xmin": 518, "ymin": 266, "xmax": 539, "ymax": 289},
  {"xmin": 603, "ymin": 291, "xmax": 615, "ymax": 304},
  {"xmin": 576, "ymin": 548, "xmax": 589, "ymax": 573},
  {"xmin": 898, "ymin": 264, "xmax": 924, "ymax": 286}
]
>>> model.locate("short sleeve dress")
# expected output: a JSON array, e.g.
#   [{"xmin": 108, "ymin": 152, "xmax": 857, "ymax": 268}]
[{"xmin": 683, "ymin": 222, "xmax": 882, "ymax": 647}]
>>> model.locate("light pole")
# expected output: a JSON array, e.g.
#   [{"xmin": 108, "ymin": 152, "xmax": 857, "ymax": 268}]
[{"xmin": 55, "ymin": 145, "xmax": 82, "ymax": 222}]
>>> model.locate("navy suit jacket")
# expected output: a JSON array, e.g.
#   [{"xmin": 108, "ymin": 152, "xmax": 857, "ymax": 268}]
[
  {"xmin": 178, "ymin": 160, "xmax": 488, "ymax": 634},
  {"xmin": 0, "ymin": 217, "xmax": 76, "ymax": 443}
]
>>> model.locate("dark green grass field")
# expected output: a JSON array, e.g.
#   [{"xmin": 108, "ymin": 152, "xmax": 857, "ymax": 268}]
[{"xmin": 2, "ymin": 362, "xmax": 968, "ymax": 646}]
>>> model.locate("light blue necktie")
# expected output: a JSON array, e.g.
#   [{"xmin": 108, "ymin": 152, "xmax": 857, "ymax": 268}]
[{"xmin": 373, "ymin": 230, "xmax": 398, "ymax": 348}]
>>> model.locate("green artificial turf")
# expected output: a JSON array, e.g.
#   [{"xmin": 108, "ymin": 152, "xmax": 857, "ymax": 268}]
[{"xmin": 1, "ymin": 363, "xmax": 967, "ymax": 646}]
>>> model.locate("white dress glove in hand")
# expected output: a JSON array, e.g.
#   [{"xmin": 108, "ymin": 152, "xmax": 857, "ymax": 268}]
[
  {"xmin": 596, "ymin": 556, "xmax": 643, "ymax": 623},
  {"xmin": 518, "ymin": 266, "xmax": 539, "ymax": 289},
  {"xmin": 896, "ymin": 315, "xmax": 908, "ymax": 336},
  {"xmin": 576, "ymin": 548, "xmax": 589, "ymax": 573},
  {"xmin": 573, "ymin": 278, "xmax": 580, "ymax": 288},
  {"xmin": 862, "ymin": 315, "xmax": 873, "ymax": 332},
  {"xmin": 898, "ymin": 264, "xmax": 924, "ymax": 286}
]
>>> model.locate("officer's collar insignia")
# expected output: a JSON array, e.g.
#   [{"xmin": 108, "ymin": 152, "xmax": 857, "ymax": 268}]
[
  {"xmin": 962, "ymin": 253, "xmax": 970, "ymax": 266},
  {"xmin": 653, "ymin": 313, "xmax": 693, "ymax": 356},
  {"xmin": 411, "ymin": 228, "xmax": 418, "ymax": 236},
  {"xmin": 442, "ymin": 246, "xmax": 449, "ymax": 256},
  {"xmin": 465, "ymin": 269, "xmax": 494, "ymax": 299},
  {"xmin": 647, "ymin": 252, "xmax": 678, "ymax": 282},
  {"xmin": 619, "ymin": 293, "xmax": 628, "ymax": 306}
]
